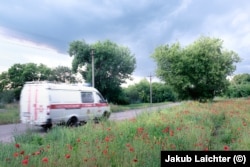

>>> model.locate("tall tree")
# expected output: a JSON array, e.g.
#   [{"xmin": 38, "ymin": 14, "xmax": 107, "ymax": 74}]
[
  {"xmin": 151, "ymin": 36, "xmax": 241, "ymax": 101},
  {"xmin": 51, "ymin": 66, "xmax": 77, "ymax": 83},
  {"xmin": 0, "ymin": 72, "xmax": 11, "ymax": 93},
  {"xmin": 68, "ymin": 40, "xmax": 136, "ymax": 103}
]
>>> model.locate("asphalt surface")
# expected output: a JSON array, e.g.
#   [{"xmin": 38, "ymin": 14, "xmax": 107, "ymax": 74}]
[{"xmin": 0, "ymin": 102, "xmax": 180, "ymax": 143}]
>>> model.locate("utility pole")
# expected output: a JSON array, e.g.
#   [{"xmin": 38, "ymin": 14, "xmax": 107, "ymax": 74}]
[
  {"xmin": 149, "ymin": 73, "xmax": 153, "ymax": 104},
  {"xmin": 91, "ymin": 49, "xmax": 95, "ymax": 88}
]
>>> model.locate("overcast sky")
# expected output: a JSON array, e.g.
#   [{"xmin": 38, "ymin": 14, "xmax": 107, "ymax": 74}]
[{"xmin": 1, "ymin": 0, "xmax": 250, "ymax": 84}]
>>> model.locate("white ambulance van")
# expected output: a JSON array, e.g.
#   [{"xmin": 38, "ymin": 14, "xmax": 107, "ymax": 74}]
[{"xmin": 20, "ymin": 81, "xmax": 111, "ymax": 129}]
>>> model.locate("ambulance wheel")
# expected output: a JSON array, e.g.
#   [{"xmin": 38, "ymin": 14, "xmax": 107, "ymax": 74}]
[
  {"xmin": 67, "ymin": 117, "xmax": 78, "ymax": 127},
  {"xmin": 42, "ymin": 124, "xmax": 52, "ymax": 131},
  {"xmin": 102, "ymin": 111, "xmax": 111, "ymax": 120}
]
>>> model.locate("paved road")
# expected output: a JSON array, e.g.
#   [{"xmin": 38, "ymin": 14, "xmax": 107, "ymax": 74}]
[{"xmin": 0, "ymin": 102, "xmax": 180, "ymax": 143}]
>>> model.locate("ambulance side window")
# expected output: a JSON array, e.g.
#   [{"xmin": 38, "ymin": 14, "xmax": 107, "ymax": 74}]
[
  {"xmin": 95, "ymin": 92, "xmax": 106, "ymax": 103},
  {"xmin": 81, "ymin": 92, "xmax": 94, "ymax": 103}
]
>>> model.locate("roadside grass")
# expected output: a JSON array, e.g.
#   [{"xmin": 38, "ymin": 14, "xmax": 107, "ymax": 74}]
[
  {"xmin": 0, "ymin": 103, "xmax": 19, "ymax": 125},
  {"xmin": 0, "ymin": 98, "xmax": 250, "ymax": 166},
  {"xmin": 0, "ymin": 102, "xmax": 170, "ymax": 125},
  {"xmin": 110, "ymin": 102, "xmax": 170, "ymax": 113}
]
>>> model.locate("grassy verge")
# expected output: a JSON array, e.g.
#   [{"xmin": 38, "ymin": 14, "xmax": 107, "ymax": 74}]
[
  {"xmin": 0, "ymin": 103, "xmax": 20, "ymax": 125},
  {"xmin": 0, "ymin": 98, "xmax": 249, "ymax": 166},
  {"xmin": 110, "ymin": 102, "xmax": 170, "ymax": 112},
  {"xmin": 0, "ymin": 102, "xmax": 170, "ymax": 125}
]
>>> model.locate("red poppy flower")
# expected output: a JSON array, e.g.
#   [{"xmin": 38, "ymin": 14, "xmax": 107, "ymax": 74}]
[
  {"xmin": 20, "ymin": 150, "xmax": 25, "ymax": 155},
  {"xmin": 162, "ymin": 127, "xmax": 170, "ymax": 133},
  {"xmin": 15, "ymin": 143, "xmax": 20, "ymax": 149},
  {"xmin": 105, "ymin": 136, "xmax": 110, "ymax": 142},
  {"xmin": 65, "ymin": 154, "xmax": 71, "ymax": 159},
  {"xmin": 129, "ymin": 147, "xmax": 135, "ymax": 152},
  {"xmin": 102, "ymin": 149, "xmax": 108, "ymax": 155},
  {"xmin": 133, "ymin": 158, "xmax": 138, "ymax": 163},
  {"xmin": 24, "ymin": 155, "xmax": 29, "ymax": 160},
  {"xmin": 170, "ymin": 130, "xmax": 174, "ymax": 136},
  {"xmin": 42, "ymin": 157, "xmax": 49, "ymax": 163},
  {"xmin": 22, "ymin": 159, "xmax": 29, "ymax": 165},
  {"xmin": 224, "ymin": 145, "xmax": 230, "ymax": 151},
  {"xmin": 137, "ymin": 127, "xmax": 144, "ymax": 134},
  {"xmin": 13, "ymin": 152, "xmax": 19, "ymax": 157}
]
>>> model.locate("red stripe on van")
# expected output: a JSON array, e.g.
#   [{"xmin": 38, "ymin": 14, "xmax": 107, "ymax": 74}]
[
  {"xmin": 27, "ymin": 86, "xmax": 31, "ymax": 120},
  {"xmin": 34, "ymin": 86, "xmax": 38, "ymax": 120},
  {"xmin": 95, "ymin": 103, "xmax": 109, "ymax": 107},
  {"xmin": 48, "ymin": 103, "xmax": 108, "ymax": 109}
]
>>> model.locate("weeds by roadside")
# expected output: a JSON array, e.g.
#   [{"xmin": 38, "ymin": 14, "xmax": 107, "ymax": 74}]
[{"xmin": 0, "ymin": 99, "xmax": 249, "ymax": 166}]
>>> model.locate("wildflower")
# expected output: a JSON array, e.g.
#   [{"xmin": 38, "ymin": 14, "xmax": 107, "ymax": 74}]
[
  {"xmin": 105, "ymin": 136, "xmax": 110, "ymax": 142},
  {"xmin": 204, "ymin": 147, "xmax": 209, "ymax": 151},
  {"xmin": 102, "ymin": 149, "xmax": 108, "ymax": 155},
  {"xmin": 77, "ymin": 138, "xmax": 81, "ymax": 143},
  {"xmin": 42, "ymin": 157, "xmax": 49, "ymax": 163},
  {"xmin": 162, "ymin": 126, "xmax": 169, "ymax": 133},
  {"xmin": 170, "ymin": 130, "xmax": 174, "ymax": 136},
  {"xmin": 67, "ymin": 144, "xmax": 73, "ymax": 150},
  {"xmin": 126, "ymin": 143, "xmax": 131, "ymax": 148},
  {"xmin": 133, "ymin": 158, "xmax": 138, "ymax": 163},
  {"xmin": 24, "ymin": 155, "xmax": 29, "ymax": 160},
  {"xmin": 224, "ymin": 145, "xmax": 230, "ymax": 151},
  {"xmin": 13, "ymin": 152, "xmax": 19, "ymax": 157},
  {"xmin": 129, "ymin": 147, "xmax": 135, "ymax": 152},
  {"xmin": 83, "ymin": 158, "xmax": 88, "ymax": 162},
  {"xmin": 65, "ymin": 154, "xmax": 71, "ymax": 159},
  {"xmin": 137, "ymin": 127, "xmax": 144, "ymax": 134},
  {"xmin": 15, "ymin": 143, "xmax": 20, "ymax": 149},
  {"xmin": 20, "ymin": 150, "xmax": 25, "ymax": 155},
  {"xmin": 34, "ymin": 151, "xmax": 40, "ymax": 155},
  {"xmin": 22, "ymin": 159, "xmax": 29, "ymax": 165}
]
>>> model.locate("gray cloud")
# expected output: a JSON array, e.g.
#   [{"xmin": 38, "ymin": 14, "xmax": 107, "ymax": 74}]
[{"xmin": 0, "ymin": 0, "xmax": 250, "ymax": 78}]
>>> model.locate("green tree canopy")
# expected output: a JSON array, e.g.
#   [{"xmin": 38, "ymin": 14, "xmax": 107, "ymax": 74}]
[
  {"xmin": 123, "ymin": 79, "xmax": 177, "ymax": 104},
  {"xmin": 50, "ymin": 66, "xmax": 77, "ymax": 83},
  {"xmin": 231, "ymin": 73, "xmax": 250, "ymax": 85},
  {"xmin": 0, "ymin": 63, "xmax": 76, "ymax": 101},
  {"xmin": 151, "ymin": 36, "xmax": 241, "ymax": 101},
  {"xmin": 68, "ymin": 40, "xmax": 136, "ymax": 103}
]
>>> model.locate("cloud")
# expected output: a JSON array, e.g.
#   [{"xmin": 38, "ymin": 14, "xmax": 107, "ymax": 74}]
[
  {"xmin": 0, "ymin": 30, "xmax": 72, "ymax": 73},
  {"xmin": 0, "ymin": 0, "xmax": 250, "ymax": 82}
]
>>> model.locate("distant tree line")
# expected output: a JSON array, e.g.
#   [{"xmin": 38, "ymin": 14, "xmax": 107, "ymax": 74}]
[
  {"xmin": 225, "ymin": 73, "xmax": 250, "ymax": 98},
  {"xmin": 0, "ymin": 63, "xmax": 77, "ymax": 103},
  {"xmin": 118, "ymin": 79, "xmax": 177, "ymax": 105},
  {"xmin": 1, "ymin": 36, "xmax": 249, "ymax": 105}
]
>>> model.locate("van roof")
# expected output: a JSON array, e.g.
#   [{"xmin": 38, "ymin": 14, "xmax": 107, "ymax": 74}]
[{"xmin": 24, "ymin": 81, "xmax": 97, "ymax": 92}]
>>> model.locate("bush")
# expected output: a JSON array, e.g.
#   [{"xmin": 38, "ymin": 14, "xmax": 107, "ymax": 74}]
[
  {"xmin": 225, "ymin": 84, "xmax": 250, "ymax": 98},
  {"xmin": 0, "ymin": 90, "xmax": 16, "ymax": 104}
]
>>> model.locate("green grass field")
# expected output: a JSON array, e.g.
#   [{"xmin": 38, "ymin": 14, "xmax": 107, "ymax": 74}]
[
  {"xmin": 0, "ymin": 99, "xmax": 250, "ymax": 166},
  {"xmin": 0, "ymin": 103, "xmax": 19, "ymax": 125}
]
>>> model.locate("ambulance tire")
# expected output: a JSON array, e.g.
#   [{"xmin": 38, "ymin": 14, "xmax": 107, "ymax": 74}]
[
  {"xmin": 67, "ymin": 117, "xmax": 78, "ymax": 127},
  {"xmin": 42, "ymin": 124, "xmax": 52, "ymax": 132},
  {"xmin": 102, "ymin": 111, "xmax": 110, "ymax": 121}
]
